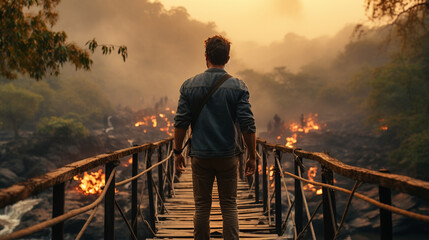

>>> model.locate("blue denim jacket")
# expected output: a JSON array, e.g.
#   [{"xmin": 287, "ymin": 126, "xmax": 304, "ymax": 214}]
[{"xmin": 174, "ymin": 68, "xmax": 256, "ymax": 158}]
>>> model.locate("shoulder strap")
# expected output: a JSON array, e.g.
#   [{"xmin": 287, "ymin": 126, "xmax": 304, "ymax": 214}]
[{"xmin": 191, "ymin": 73, "xmax": 232, "ymax": 128}]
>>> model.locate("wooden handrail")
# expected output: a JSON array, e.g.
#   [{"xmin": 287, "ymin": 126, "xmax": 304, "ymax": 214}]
[
  {"xmin": 0, "ymin": 138, "xmax": 173, "ymax": 209},
  {"xmin": 257, "ymin": 138, "xmax": 429, "ymax": 201}
]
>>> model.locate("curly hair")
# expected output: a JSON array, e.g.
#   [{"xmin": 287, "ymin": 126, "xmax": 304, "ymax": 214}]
[{"xmin": 204, "ymin": 35, "xmax": 231, "ymax": 65}]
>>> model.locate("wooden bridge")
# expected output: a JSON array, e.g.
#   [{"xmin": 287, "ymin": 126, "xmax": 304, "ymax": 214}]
[
  {"xmin": 150, "ymin": 165, "xmax": 278, "ymax": 239},
  {"xmin": 0, "ymin": 137, "xmax": 429, "ymax": 240}
]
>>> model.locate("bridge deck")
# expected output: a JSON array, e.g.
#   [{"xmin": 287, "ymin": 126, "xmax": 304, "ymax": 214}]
[{"xmin": 149, "ymin": 166, "xmax": 280, "ymax": 239}]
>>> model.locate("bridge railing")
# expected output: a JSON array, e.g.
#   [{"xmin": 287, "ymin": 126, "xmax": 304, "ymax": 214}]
[
  {"xmin": 0, "ymin": 137, "xmax": 174, "ymax": 240},
  {"xmin": 1, "ymin": 137, "xmax": 429, "ymax": 239},
  {"xmin": 255, "ymin": 139, "xmax": 429, "ymax": 239}
]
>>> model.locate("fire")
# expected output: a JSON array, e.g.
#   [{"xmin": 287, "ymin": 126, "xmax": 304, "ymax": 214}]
[
  {"xmin": 134, "ymin": 109, "xmax": 175, "ymax": 136},
  {"xmin": 73, "ymin": 169, "xmax": 105, "ymax": 195},
  {"xmin": 285, "ymin": 133, "xmax": 297, "ymax": 148},
  {"xmin": 379, "ymin": 119, "xmax": 388, "ymax": 131},
  {"xmin": 303, "ymin": 166, "xmax": 323, "ymax": 195},
  {"xmin": 123, "ymin": 157, "xmax": 133, "ymax": 167},
  {"xmin": 279, "ymin": 113, "xmax": 322, "ymax": 148}
]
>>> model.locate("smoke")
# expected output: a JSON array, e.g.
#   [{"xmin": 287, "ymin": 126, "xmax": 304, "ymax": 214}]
[
  {"xmin": 271, "ymin": 0, "xmax": 302, "ymax": 18},
  {"xmin": 53, "ymin": 1, "xmax": 386, "ymax": 134},
  {"xmin": 56, "ymin": 0, "xmax": 219, "ymax": 108},
  {"xmin": 234, "ymin": 24, "xmax": 356, "ymax": 73}
]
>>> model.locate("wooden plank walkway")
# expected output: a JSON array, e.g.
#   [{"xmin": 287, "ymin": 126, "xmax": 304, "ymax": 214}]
[{"xmin": 149, "ymin": 166, "xmax": 281, "ymax": 239}]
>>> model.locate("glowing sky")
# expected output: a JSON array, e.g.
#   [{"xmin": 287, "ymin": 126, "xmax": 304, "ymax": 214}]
[{"xmin": 156, "ymin": 0, "xmax": 367, "ymax": 45}]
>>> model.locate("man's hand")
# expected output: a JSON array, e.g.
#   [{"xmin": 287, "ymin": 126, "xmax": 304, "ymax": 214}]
[
  {"xmin": 175, "ymin": 154, "xmax": 186, "ymax": 174},
  {"xmin": 245, "ymin": 156, "xmax": 256, "ymax": 176}
]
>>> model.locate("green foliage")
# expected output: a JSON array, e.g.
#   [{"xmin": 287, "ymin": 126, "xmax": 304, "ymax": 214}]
[
  {"xmin": 51, "ymin": 77, "xmax": 112, "ymax": 126},
  {"xmin": 0, "ymin": 0, "xmax": 127, "ymax": 80},
  {"xmin": 0, "ymin": 83, "xmax": 43, "ymax": 137},
  {"xmin": 352, "ymin": 34, "xmax": 429, "ymax": 178},
  {"xmin": 0, "ymin": 0, "xmax": 92, "ymax": 80},
  {"xmin": 37, "ymin": 116, "xmax": 89, "ymax": 142},
  {"xmin": 390, "ymin": 130, "xmax": 429, "ymax": 178},
  {"xmin": 368, "ymin": 57, "xmax": 429, "ymax": 139}
]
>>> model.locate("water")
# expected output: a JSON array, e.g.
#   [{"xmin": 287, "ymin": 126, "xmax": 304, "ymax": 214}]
[{"xmin": 0, "ymin": 198, "xmax": 42, "ymax": 236}]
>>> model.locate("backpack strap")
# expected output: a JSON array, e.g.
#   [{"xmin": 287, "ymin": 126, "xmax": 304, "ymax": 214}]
[
  {"xmin": 181, "ymin": 73, "xmax": 232, "ymax": 151},
  {"xmin": 191, "ymin": 73, "xmax": 232, "ymax": 129}
]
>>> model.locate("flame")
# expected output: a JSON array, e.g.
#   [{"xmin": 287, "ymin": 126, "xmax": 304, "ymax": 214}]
[
  {"xmin": 73, "ymin": 169, "xmax": 105, "ymax": 195},
  {"xmin": 303, "ymin": 166, "xmax": 323, "ymax": 195},
  {"xmin": 134, "ymin": 108, "xmax": 175, "ymax": 136},
  {"xmin": 285, "ymin": 133, "xmax": 297, "ymax": 148},
  {"xmin": 379, "ymin": 119, "xmax": 388, "ymax": 131},
  {"xmin": 123, "ymin": 157, "xmax": 133, "ymax": 167},
  {"xmin": 279, "ymin": 113, "xmax": 322, "ymax": 148}
]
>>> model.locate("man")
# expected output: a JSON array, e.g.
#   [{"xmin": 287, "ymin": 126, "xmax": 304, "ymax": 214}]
[{"xmin": 174, "ymin": 35, "xmax": 256, "ymax": 240}]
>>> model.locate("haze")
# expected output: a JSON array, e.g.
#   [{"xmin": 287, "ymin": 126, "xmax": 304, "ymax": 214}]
[{"xmin": 157, "ymin": 0, "xmax": 367, "ymax": 45}]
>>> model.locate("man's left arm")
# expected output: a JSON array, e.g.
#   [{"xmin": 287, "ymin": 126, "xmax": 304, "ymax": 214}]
[{"xmin": 236, "ymin": 85, "xmax": 257, "ymax": 176}]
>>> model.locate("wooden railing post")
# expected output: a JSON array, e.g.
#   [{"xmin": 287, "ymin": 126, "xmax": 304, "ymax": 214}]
[
  {"xmin": 131, "ymin": 148, "xmax": 139, "ymax": 238},
  {"xmin": 294, "ymin": 157, "xmax": 303, "ymax": 234},
  {"xmin": 379, "ymin": 169, "xmax": 392, "ymax": 240},
  {"xmin": 147, "ymin": 148, "xmax": 156, "ymax": 233},
  {"xmin": 274, "ymin": 150, "xmax": 282, "ymax": 235},
  {"xmin": 52, "ymin": 182, "xmax": 64, "ymax": 240},
  {"xmin": 105, "ymin": 160, "xmax": 119, "ymax": 240},
  {"xmin": 168, "ymin": 141, "xmax": 174, "ymax": 197},
  {"xmin": 158, "ymin": 144, "xmax": 165, "ymax": 213},
  {"xmin": 322, "ymin": 165, "xmax": 337, "ymax": 240},
  {"xmin": 255, "ymin": 144, "xmax": 260, "ymax": 203},
  {"xmin": 262, "ymin": 147, "xmax": 268, "ymax": 212}
]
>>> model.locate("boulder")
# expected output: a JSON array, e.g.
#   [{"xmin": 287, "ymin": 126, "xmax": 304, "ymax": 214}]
[{"xmin": 0, "ymin": 168, "xmax": 19, "ymax": 188}]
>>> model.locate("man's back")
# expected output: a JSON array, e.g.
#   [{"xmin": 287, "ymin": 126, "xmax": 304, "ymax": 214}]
[
  {"xmin": 174, "ymin": 68, "xmax": 255, "ymax": 158},
  {"xmin": 173, "ymin": 35, "xmax": 256, "ymax": 240}
]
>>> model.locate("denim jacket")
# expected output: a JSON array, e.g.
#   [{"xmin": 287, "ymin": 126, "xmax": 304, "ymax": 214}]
[{"xmin": 174, "ymin": 68, "xmax": 256, "ymax": 158}]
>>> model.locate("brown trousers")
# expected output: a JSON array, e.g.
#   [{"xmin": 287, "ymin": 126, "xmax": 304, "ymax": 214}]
[{"xmin": 191, "ymin": 156, "xmax": 239, "ymax": 240}]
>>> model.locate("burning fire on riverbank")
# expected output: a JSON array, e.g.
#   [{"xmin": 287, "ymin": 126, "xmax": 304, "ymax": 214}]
[
  {"xmin": 277, "ymin": 113, "xmax": 324, "ymax": 148},
  {"xmin": 134, "ymin": 107, "xmax": 175, "ymax": 136},
  {"xmin": 73, "ymin": 169, "xmax": 105, "ymax": 195}
]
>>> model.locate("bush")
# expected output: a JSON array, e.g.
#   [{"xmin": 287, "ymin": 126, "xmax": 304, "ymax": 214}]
[{"xmin": 37, "ymin": 117, "xmax": 89, "ymax": 142}]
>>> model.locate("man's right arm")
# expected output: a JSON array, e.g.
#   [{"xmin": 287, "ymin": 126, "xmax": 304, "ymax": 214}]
[{"xmin": 243, "ymin": 131, "xmax": 256, "ymax": 176}]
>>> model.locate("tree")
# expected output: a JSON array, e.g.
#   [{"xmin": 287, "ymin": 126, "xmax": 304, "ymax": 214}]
[
  {"xmin": 0, "ymin": 0, "xmax": 127, "ymax": 80},
  {"xmin": 0, "ymin": 83, "xmax": 43, "ymax": 137},
  {"xmin": 361, "ymin": 0, "xmax": 429, "ymax": 46}
]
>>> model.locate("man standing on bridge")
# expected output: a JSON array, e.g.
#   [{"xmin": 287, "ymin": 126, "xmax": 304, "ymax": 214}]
[{"xmin": 174, "ymin": 35, "xmax": 257, "ymax": 240}]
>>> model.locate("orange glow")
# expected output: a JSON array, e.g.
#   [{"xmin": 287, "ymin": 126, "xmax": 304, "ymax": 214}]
[
  {"xmin": 379, "ymin": 119, "xmax": 388, "ymax": 131},
  {"xmin": 73, "ymin": 169, "xmax": 105, "ymax": 195},
  {"xmin": 303, "ymin": 166, "xmax": 323, "ymax": 195},
  {"xmin": 281, "ymin": 113, "xmax": 322, "ymax": 148},
  {"xmin": 285, "ymin": 133, "xmax": 297, "ymax": 148}
]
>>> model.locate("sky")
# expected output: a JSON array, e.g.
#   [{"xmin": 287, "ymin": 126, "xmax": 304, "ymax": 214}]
[{"xmin": 156, "ymin": 0, "xmax": 367, "ymax": 45}]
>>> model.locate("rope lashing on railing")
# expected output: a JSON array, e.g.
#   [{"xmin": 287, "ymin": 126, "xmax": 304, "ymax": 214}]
[
  {"xmin": 296, "ymin": 200, "xmax": 323, "ymax": 240},
  {"xmin": 334, "ymin": 181, "xmax": 361, "ymax": 239},
  {"xmin": 151, "ymin": 173, "xmax": 169, "ymax": 214},
  {"xmin": 75, "ymin": 204, "xmax": 99, "ymax": 240},
  {"xmin": 115, "ymin": 149, "xmax": 173, "ymax": 187},
  {"xmin": 293, "ymin": 157, "xmax": 317, "ymax": 239},
  {"xmin": 282, "ymin": 170, "xmax": 429, "ymax": 223},
  {"xmin": 132, "ymin": 153, "xmax": 156, "ymax": 236},
  {"xmin": 0, "ymin": 168, "xmax": 117, "ymax": 240},
  {"xmin": 271, "ymin": 149, "xmax": 298, "ymax": 238},
  {"xmin": 115, "ymin": 199, "xmax": 138, "ymax": 240}
]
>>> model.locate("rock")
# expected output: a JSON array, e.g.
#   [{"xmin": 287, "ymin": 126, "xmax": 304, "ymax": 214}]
[
  {"xmin": 0, "ymin": 168, "xmax": 18, "ymax": 188},
  {"xmin": 0, "ymin": 157, "xmax": 25, "ymax": 176},
  {"xmin": 23, "ymin": 157, "xmax": 57, "ymax": 179}
]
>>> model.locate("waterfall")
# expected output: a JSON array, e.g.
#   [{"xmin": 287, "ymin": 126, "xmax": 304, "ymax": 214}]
[{"xmin": 0, "ymin": 198, "xmax": 42, "ymax": 236}]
